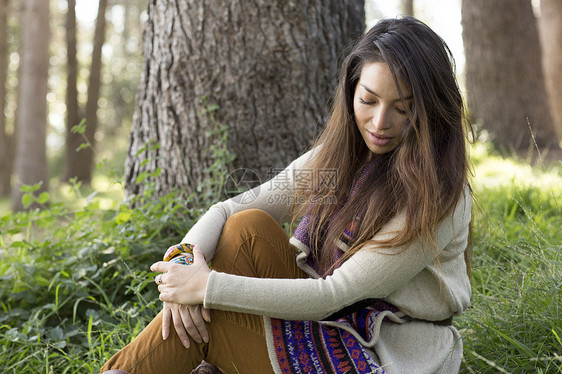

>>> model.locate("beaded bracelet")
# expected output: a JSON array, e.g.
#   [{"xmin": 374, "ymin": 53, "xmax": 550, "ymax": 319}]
[
  {"xmin": 163, "ymin": 243, "xmax": 195, "ymax": 263},
  {"xmin": 170, "ymin": 255, "xmax": 194, "ymax": 266}
]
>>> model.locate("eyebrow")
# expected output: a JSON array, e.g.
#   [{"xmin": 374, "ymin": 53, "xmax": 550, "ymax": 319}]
[{"xmin": 360, "ymin": 84, "xmax": 413, "ymax": 103}]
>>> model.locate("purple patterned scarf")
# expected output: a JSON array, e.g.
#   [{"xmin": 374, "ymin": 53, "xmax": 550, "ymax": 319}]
[{"xmin": 292, "ymin": 160, "xmax": 377, "ymax": 276}]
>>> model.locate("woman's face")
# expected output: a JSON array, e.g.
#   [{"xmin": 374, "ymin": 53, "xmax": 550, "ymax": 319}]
[{"xmin": 353, "ymin": 62, "xmax": 412, "ymax": 156}]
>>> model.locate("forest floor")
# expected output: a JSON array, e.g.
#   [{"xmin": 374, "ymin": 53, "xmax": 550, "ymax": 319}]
[{"xmin": 0, "ymin": 142, "xmax": 561, "ymax": 373}]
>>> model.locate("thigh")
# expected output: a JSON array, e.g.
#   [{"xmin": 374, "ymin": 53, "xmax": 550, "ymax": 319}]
[{"xmin": 211, "ymin": 209, "xmax": 307, "ymax": 280}]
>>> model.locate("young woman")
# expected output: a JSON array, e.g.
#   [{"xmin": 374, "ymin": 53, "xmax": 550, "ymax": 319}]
[{"xmin": 101, "ymin": 16, "xmax": 473, "ymax": 374}]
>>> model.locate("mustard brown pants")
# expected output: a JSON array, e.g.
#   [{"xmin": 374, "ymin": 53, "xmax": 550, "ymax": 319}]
[{"xmin": 101, "ymin": 209, "xmax": 307, "ymax": 374}]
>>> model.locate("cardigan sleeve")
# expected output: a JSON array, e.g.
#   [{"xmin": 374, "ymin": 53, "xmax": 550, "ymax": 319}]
[
  {"xmin": 181, "ymin": 149, "xmax": 316, "ymax": 261},
  {"xmin": 203, "ymin": 188, "xmax": 472, "ymax": 321}
]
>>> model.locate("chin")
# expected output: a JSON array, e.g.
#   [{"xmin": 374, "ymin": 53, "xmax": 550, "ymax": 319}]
[{"xmin": 368, "ymin": 145, "xmax": 395, "ymax": 155}]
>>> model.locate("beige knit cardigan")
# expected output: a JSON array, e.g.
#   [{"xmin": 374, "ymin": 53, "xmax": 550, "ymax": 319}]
[{"xmin": 182, "ymin": 150, "xmax": 472, "ymax": 374}]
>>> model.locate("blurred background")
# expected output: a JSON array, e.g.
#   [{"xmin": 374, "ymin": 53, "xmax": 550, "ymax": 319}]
[{"xmin": 0, "ymin": 0, "xmax": 561, "ymax": 213}]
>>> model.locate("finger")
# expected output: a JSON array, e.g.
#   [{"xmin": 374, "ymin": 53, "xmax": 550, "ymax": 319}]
[
  {"xmin": 162, "ymin": 302, "xmax": 171, "ymax": 340},
  {"xmin": 201, "ymin": 306, "xmax": 212, "ymax": 323},
  {"xmin": 180, "ymin": 306, "xmax": 202, "ymax": 344},
  {"xmin": 150, "ymin": 261, "xmax": 171, "ymax": 273},
  {"xmin": 159, "ymin": 291, "xmax": 172, "ymax": 303},
  {"xmin": 192, "ymin": 246, "xmax": 206, "ymax": 264},
  {"xmin": 171, "ymin": 305, "xmax": 190, "ymax": 348},
  {"xmin": 188, "ymin": 305, "xmax": 209, "ymax": 343}
]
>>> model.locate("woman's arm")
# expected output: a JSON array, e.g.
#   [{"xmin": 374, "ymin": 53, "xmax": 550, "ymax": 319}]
[
  {"xmin": 153, "ymin": 189, "xmax": 471, "ymax": 321},
  {"xmin": 203, "ymin": 189, "xmax": 472, "ymax": 321}
]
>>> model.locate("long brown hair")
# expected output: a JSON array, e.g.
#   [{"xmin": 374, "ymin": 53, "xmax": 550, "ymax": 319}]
[{"xmin": 292, "ymin": 17, "xmax": 473, "ymax": 275}]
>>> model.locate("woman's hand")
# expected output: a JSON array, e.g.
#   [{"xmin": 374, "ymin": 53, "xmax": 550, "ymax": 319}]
[
  {"xmin": 162, "ymin": 302, "xmax": 211, "ymax": 348},
  {"xmin": 151, "ymin": 246, "xmax": 211, "ymax": 306}
]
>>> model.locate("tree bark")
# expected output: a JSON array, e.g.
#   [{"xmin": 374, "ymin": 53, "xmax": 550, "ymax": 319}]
[
  {"xmin": 64, "ymin": 0, "xmax": 83, "ymax": 182},
  {"xmin": 11, "ymin": 0, "xmax": 50, "ymax": 210},
  {"xmin": 76, "ymin": 0, "xmax": 108, "ymax": 184},
  {"xmin": 462, "ymin": 0, "xmax": 558, "ymax": 151},
  {"xmin": 0, "ymin": 0, "xmax": 11, "ymax": 196},
  {"xmin": 538, "ymin": 0, "xmax": 562, "ymax": 143},
  {"xmin": 125, "ymin": 0, "xmax": 365, "ymax": 199}
]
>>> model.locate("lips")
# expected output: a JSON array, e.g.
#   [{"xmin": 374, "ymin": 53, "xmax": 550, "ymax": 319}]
[{"xmin": 367, "ymin": 131, "xmax": 392, "ymax": 146}]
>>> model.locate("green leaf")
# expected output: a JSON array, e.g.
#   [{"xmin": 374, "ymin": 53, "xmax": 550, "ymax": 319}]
[
  {"xmin": 20, "ymin": 182, "xmax": 42, "ymax": 193},
  {"xmin": 37, "ymin": 191, "xmax": 50, "ymax": 204},
  {"xmin": 135, "ymin": 144, "xmax": 149, "ymax": 157},
  {"xmin": 10, "ymin": 240, "xmax": 30, "ymax": 248},
  {"xmin": 76, "ymin": 142, "xmax": 90, "ymax": 152},
  {"xmin": 96, "ymin": 158, "xmax": 108, "ymax": 170},
  {"xmin": 135, "ymin": 171, "xmax": 149, "ymax": 184},
  {"xmin": 49, "ymin": 326, "xmax": 64, "ymax": 341},
  {"xmin": 71, "ymin": 119, "xmax": 87, "ymax": 134},
  {"xmin": 150, "ymin": 167, "xmax": 162, "ymax": 177},
  {"xmin": 33, "ymin": 275, "xmax": 50, "ymax": 287},
  {"xmin": 206, "ymin": 104, "xmax": 220, "ymax": 112},
  {"xmin": 21, "ymin": 194, "xmax": 34, "ymax": 208},
  {"xmin": 115, "ymin": 210, "xmax": 132, "ymax": 224}
]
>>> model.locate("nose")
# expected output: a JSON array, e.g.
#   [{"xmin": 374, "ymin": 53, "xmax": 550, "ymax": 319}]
[{"xmin": 372, "ymin": 106, "xmax": 392, "ymax": 131}]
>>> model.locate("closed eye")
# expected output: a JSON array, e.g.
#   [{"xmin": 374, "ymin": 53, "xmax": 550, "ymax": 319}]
[
  {"xmin": 359, "ymin": 97, "xmax": 376, "ymax": 105},
  {"xmin": 395, "ymin": 107, "xmax": 407, "ymax": 115}
]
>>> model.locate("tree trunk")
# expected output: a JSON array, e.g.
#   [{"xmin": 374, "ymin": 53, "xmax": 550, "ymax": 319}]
[
  {"xmin": 125, "ymin": 0, "xmax": 365, "ymax": 199},
  {"xmin": 0, "ymin": 0, "xmax": 11, "ymax": 196},
  {"xmin": 404, "ymin": 0, "xmax": 414, "ymax": 16},
  {"xmin": 77, "ymin": 0, "xmax": 108, "ymax": 184},
  {"xmin": 64, "ymin": 0, "xmax": 83, "ymax": 182},
  {"xmin": 538, "ymin": 0, "xmax": 562, "ymax": 143},
  {"xmin": 11, "ymin": 0, "xmax": 50, "ymax": 211},
  {"xmin": 462, "ymin": 0, "xmax": 558, "ymax": 151}
]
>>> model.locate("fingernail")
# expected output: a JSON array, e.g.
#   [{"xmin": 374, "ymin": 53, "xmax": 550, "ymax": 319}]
[
  {"xmin": 184, "ymin": 340, "xmax": 190, "ymax": 348},
  {"xmin": 195, "ymin": 338, "xmax": 202, "ymax": 344},
  {"xmin": 203, "ymin": 336, "xmax": 209, "ymax": 343}
]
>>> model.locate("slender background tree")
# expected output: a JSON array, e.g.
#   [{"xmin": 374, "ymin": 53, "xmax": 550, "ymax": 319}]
[
  {"xmin": 403, "ymin": 0, "xmax": 414, "ymax": 16},
  {"xmin": 79, "ymin": 0, "xmax": 108, "ymax": 184},
  {"xmin": 125, "ymin": 0, "xmax": 365, "ymax": 199},
  {"xmin": 462, "ymin": 0, "xmax": 559, "ymax": 152},
  {"xmin": 64, "ymin": 0, "xmax": 82, "ymax": 182},
  {"xmin": 0, "ymin": 0, "xmax": 11, "ymax": 196},
  {"xmin": 11, "ymin": 0, "xmax": 50, "ymax": 210},
  {"xmin": 538, "ymin": 0, "xmax": 562, "ymax": 142}
]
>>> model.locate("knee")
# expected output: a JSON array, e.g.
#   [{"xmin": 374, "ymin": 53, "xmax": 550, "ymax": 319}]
[
  {"xmin": 219, "ymin": 209, "xmax": 284, "ymax": 246},
  {"xmin": 225, "ymin": 209, "xmax": 277, "ymax": 232}
]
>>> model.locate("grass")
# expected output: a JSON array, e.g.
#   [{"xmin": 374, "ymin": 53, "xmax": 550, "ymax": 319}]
[
  {"xmin": 0, "ymin": 142, "xmax": 561, "ymax": 373},
  {"xmin": 459, "ymin": 144, "xmax": 562, "ymax": 373},
  {"xmin": 0, "ymin": 179, "xmax": 198, "ymax": 373}
]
